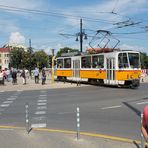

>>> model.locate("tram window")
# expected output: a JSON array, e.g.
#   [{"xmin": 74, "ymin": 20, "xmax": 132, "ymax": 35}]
[
  {"xmin": 92, "ymin": 55, "xmax": 104, "ymax": 68},
  {"xmin": 118, "ymin": 53, "xmax": 129, "ymax": 68},
  {"xmin": 128, "ymin": 53, "xmax": 140, "ymax": 68},
  {"xmin": 81, "ymin": 56, "xmax": 91, "ymax": 68},
  {"xmin": 57, "ymin": 59, "xmax": 63, "ymax": 68},
  {"xmin": 64, "ymin": 58, "xmax": 71, "ymax": 68}
]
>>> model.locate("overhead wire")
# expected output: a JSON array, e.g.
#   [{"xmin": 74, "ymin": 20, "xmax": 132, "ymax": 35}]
[{"xmin": 0, "ymin": 4, "xmax": 115, "ymax": 24}]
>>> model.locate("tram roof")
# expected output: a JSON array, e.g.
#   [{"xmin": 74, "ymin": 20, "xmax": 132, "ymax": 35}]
[{"xmin": 59, "ymin": 49, "xmax": 139, "ymax": 58}]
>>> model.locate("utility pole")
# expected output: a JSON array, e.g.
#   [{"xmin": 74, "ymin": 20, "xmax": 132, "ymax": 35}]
[
  {"xmin": 29, "ymin": 39, "xmax": 32, "ymax": 78},
  {"xmin": 51, "ymin": 49, "xmax": 55, "ymax": 83}
]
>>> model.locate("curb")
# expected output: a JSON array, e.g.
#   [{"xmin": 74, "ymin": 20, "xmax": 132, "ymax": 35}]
[{"xmin": 0, "ymin": 125, "xmax": 141, "ymax": 145}]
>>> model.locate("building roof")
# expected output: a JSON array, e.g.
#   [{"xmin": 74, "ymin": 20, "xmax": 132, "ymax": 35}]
[{"xmin": 0, "ymin": 48, "xmax": 10, "ymax": 53}]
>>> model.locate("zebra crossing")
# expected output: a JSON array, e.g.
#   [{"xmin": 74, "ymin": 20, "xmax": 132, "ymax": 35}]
[
  {"xmin": 31, "ymin": 90, "xmax": 47, "ymax": 128},
  {"xmin": 0, "ymin": 90, "xmax": 48, "ymax": 128}
]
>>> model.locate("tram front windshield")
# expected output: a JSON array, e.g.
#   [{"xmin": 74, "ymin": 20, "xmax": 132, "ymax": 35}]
[{"xmin": 128, "ymin": 53, "xmax": 140, "ymax": 68}]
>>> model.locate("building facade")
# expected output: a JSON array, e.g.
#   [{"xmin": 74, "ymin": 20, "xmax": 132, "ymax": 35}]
[{"xmin": 0, "ymin": 48, "xmax": 10, "ymax": 69}]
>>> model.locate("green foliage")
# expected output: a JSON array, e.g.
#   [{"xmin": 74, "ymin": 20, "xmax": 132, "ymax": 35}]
[
  {"xmin": 33, "ymin": 50, "xmax": 49, "ymax": 70},
  {"xmin": 140, "ymin": 52, "xmax": 148, "ymax": 69},
  {"xmin": 56, "ymin": 47, "xmax": 79, "ymax": 57},
  {"xmin": 10, "ymin": 47, "xmax": 49, "ymax": 70},
  {"xmin": 10, "ymin": 47, "xmax": 25, "ymax": 69}
]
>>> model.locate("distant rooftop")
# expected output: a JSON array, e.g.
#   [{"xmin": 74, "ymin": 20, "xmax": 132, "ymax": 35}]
[
  {"xmin": 3, "ymin": 43, "xmax": 28, "ymax": 52},
  {"xmin": 0, "ymin": 47, "xmax": 10, "ymax": 52}
]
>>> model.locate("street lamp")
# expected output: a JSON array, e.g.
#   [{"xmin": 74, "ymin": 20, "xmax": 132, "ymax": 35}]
[{"xmin": 75, "ymin": 19, "xmax": 87, "ymax": 53}]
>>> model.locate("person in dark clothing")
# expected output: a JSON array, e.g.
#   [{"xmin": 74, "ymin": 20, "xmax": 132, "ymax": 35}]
[
  {"xmin": 41, "ymin": 68, "xmax": 46, "ymax": 85},
  {"xmin": 11, "ymin": 69, "xmax": 17, "ymax": 85}
]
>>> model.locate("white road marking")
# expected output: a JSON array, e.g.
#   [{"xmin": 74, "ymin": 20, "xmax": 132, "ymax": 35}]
[
  {"xmin": 3, "ymin": 101, "xmax": 13, "ymax": 104},
  {"xmin": 37, "ymin": 106, "xmax": 47, "ymax": 110},
  {"xmin": 136, "ymin": 101, "xmax": 148, "ymax": 105},
  {"xmin": 0, "ymin": 104, "xmax": 10, "ymax": 107},
  {"xmin": 31, "ymin": 123, "xmax": 46, "ymax": 128},
  {"xmin": 33, "ymin": 116, "xmax": 46, "ymax": 121},
  {"xmin": 7, "ymin": 98, "xmax": 16, "ymax": 101},
  {"xmin": 40, "ymin": 95, "xmax": 47, "ymax": 97},
  {"xmin": 101, "ymin": 105, "xmax": 122, "ymax": 110},
  {"xmin": 38, "ymin": 100, "xmax": 47, "ymax": 102},
  {"xmin": 37, "ymin": 103, "xmax": 47, "ymax": 106},
  {"xmin": 35, "ymin": 111, "xmax": 46, "ymax": 115}
]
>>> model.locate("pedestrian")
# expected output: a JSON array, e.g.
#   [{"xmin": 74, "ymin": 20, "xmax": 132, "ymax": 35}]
[
  {"xmin": 141, "ymin": 106, "xmax": 148, "ymax": 148},
  {"xmin": 5, "ymin": 68, "xmax": 10, "ymax": 82},
  {"xmin": 41, "ymin": 68, "xmax": 46, "ymax": 85},
  {"xmin": 20, "ymin": 68, "xmax": 26, "ymax": 85},
  {"xmin": 11, "ymin": 68, "xmax": 17, "ymax": 85},
  {"xmin": 34, "ymin": 67, "xmax": 39, "ymax": 84}
]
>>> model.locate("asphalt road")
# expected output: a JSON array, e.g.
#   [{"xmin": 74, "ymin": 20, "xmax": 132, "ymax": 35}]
[{"xmin": 0, "ymin": 83, "xmax": 148, "ymax": 141}]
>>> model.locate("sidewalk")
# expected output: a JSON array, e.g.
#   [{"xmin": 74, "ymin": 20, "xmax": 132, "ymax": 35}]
[
  {"xmin": 1, "ymin": 75, "xmax": 147, "ymax": 92},
  {"xmin": 0, "ymin": 76, "xmax": 83, "ymax": 92},
  {"xmin": 0, "ymin": 127, "xmax": 139, "ymax": 148}
]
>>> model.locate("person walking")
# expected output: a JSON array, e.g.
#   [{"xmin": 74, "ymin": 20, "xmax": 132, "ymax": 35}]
[
  {"xmin": 41, "ymin": 68, "xmax": 46, "ymax": 85},
  {"xmin": 20, "ymin": 68, "xmax": 26, "ymax": 85},
  {"xmin": 141, "ymin": 106, "xmax": 148, "ymax": 148},
  {"xmin": 34, "ymin": 67, "xmax": 39, "ymax": 84},
  {"xmin": 11, "ymin": 68, "xmax": 17, "ymax": 85}
]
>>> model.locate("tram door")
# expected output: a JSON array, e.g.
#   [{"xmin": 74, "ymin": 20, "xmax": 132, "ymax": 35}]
[
  {"xmin": 73, "ymin": 59, "xmax": 80, "ymax": 80},
  {"xmin": 106, "ymin": 58, "xmax": 115, "ymax": 84}
]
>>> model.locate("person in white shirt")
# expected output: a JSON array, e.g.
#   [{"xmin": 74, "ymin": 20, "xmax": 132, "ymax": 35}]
[{"xmin": 34, "ymin": 67, "xmax": 39, "ymax": 84}]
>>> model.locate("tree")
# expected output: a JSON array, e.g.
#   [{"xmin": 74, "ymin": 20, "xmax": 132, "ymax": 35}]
[
  {"xmin": 33, "ymin": 50, "xmax": 49, "ymax": 70},
  {"xmin": 56, "ymin": 47, "xmax": 79, "ymax": 57},
  {"xmin": 140, "ymin": 52, "xmax": 148, "ymax": 69},
  {"xmin": 10, "ymin": 47, "xmax": 24, "ymax": 69}
]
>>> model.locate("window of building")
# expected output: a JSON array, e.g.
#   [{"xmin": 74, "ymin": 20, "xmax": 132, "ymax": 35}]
[
  {"xmin": 57, "ymin": 59, "xmax": 63, "ymax": 68},
  {"xmin": 92, "ymin": 55, "xmax": 104, "ymax": 68},
  {"xmin": 81, "ymin": 56, "xmax": 91, "ymax": 68},
  {"xmin": 64, "ymin": 58, "xmax": 71, "ymax": 68}
]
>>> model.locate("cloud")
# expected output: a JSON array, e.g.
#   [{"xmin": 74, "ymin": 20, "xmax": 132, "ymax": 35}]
[{"xmin": 9, "ymin": 32, "xmax": 25, "ymax": 44}]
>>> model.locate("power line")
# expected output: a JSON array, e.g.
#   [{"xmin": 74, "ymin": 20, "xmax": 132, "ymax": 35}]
[{"xmin": 0, "ymin": 4, "xmax": 114, "ymax": 24}]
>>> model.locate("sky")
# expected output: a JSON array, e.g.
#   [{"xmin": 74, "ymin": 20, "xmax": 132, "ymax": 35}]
[{"xmin": 0, "ymin": 0, "xmax": 148, "ymax": 54}]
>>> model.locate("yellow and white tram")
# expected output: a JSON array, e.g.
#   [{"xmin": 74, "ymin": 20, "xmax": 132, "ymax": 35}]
[{"xmin": 55, "ymin": 49, "xmax": 141, "ymax": 88}]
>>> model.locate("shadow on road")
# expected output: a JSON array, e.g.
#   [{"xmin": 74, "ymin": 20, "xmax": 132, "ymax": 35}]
[{"xmin": 122, "ymin": 102, "xmax": 141, "ymax": 117}]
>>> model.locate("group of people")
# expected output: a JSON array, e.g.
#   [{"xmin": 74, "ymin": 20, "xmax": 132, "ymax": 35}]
[
  {"xmin": 34, "ymin": 67, "xmax": 46, "ymax": 85},
  {"xmin": 0, "ymin": 67, "xmax": 47, "ymax": 85}
]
